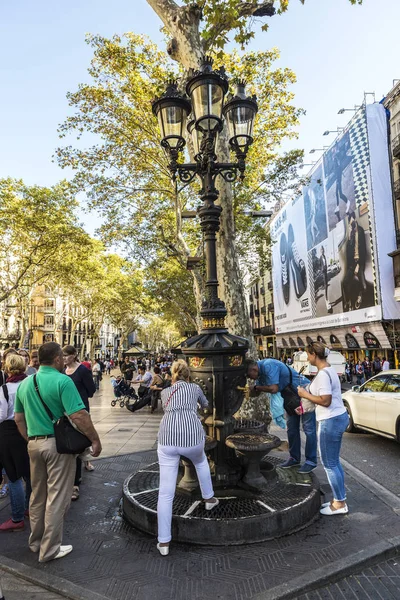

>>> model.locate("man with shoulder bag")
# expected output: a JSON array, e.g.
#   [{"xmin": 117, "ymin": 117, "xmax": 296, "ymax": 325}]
[
  {"xmin": 246, "ymin": 357, "xmax": 317, "ymax": 474},
  {"xmin": 14, "ymin": 342, "xmax": 102, "ymax": 563}
]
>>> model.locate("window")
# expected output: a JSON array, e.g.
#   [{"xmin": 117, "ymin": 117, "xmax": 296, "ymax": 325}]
[
  {"xmin": 44, "ymin": 299, "xmax": 55, "ymax": 310},
  {"xmin": 362, "ymin": 376, "xmax": 388, "ymax": 393},
  {"xmin": 44, "ymin": 315, "xmax": 54, "ymax": 329},
  {"xmin": 385, "ymin": 376, "xmax": 400, "ymax": 393}
]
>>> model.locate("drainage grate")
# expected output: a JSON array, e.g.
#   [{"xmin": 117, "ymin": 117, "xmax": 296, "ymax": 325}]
[
  {"xmin": 127, "ymin": 471, "xmax": 159, "ymax": 495},
  {"xmin": 190, "ymin": 498, "xmax": 269, "ymax": 519},
  {"xmin": 133, "ymin": 489, "xmax": 194, "ymax": 516},
  {"xmin": 259, "ymin": 483, "xmax": 311, "ymax": 510}
]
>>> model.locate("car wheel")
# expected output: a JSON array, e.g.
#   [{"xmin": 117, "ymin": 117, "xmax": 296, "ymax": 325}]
[{"xmin": 344, "ymin": 402, "xmax": 357, "ymax": 433}]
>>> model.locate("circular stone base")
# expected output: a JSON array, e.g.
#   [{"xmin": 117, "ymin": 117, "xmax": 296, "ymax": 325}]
[{"xmin": 122, "ymin": 457, "xmax": 321, "ymax": 546}]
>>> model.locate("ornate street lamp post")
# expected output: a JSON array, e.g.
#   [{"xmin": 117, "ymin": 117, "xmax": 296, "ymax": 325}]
[
  {"xmin": 152, "ymin": 57, "xmax": 260, "ymax": 485},
  {"xmin": 122, "ymin": 58, "xmax": 320, "ymax": 546}
]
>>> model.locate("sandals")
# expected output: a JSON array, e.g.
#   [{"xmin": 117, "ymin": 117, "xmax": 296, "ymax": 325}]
[{"xmin": 71, "ymin": 486, "xmax": 80, "ymax": 501}]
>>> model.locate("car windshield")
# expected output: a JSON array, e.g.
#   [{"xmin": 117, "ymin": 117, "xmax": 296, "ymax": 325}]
[
  {"xmin": 385, "ymin": 375, "xmax": 400, "ymax": 393},
  {"xmin": 362, "ymin": 375, "xmax": 388, "ymax": 393}
]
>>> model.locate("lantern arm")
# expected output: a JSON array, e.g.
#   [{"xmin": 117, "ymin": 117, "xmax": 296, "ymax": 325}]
[{"xmin": 175, "ymin": 162, "xmax": 199, "ymax": 184}]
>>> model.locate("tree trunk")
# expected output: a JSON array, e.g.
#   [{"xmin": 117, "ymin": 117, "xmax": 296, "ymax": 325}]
[{"xmin": 146, "ymin": 0, "xmax": 257, "ymax": 356}]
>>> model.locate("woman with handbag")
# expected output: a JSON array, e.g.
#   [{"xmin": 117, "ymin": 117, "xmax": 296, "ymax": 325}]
[
  {"xmin": 157, "ymin": 360, "xmax": 218, "ymax": 556},
  {"xmin": 63, "ymin": 345, "xmax": 97, "ymax": 500},
  {"xmin": 0, "ymin": 353, "xmax": 31, "ymax": 532},
  {"xmin": 297, "ymin": 342, "xmax": 349, "ymax": 516}
]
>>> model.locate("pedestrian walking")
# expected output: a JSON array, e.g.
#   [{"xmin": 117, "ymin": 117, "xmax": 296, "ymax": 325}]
[
  {"xmin": 355, "ymin": 360, "xmax": 364, "ymax": 386},
  {"xmin": 157, "ymin": 360, "xmax": 218, "ymax": 555},
  {"xmin": 373, "ymin": 356, "xmax": 382, "ymax": 375},
  {"xmin": 63, "ymin": 345, "xmax": 97, "ymax": 500},
  {"xmin": 246, "ymin": 358, "xmax": 317, "ymax": 473},
  {"xmin": 0, "ymin": 354, "xmax": 31, "ymax": 532},
  {"xmin": 14, "ymin": 342, "xmax": 102, "ymax": 562},
  {"xmin": 297, "ymin": 342, "xmax": 349, "ymax": 515},
  {"xmin": 92, "ymin": 359, "xmax": 101, "ymax": 391},
  {"xmin": 382, "ymin": 357, "xmax": 390, "ymax": 371}
]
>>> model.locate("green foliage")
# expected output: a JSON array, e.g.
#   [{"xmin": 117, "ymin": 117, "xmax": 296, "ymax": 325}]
[
  {"xmin": 57, "ymin": 35, "xmax": 303, "ymax": 323},
  {"xmin": 179, "ymin": 0, "xmax": 362, "ymax": 56},
  {"xmin": 0, "ymin": 178, "xmax": 91, "ymax": 303}
]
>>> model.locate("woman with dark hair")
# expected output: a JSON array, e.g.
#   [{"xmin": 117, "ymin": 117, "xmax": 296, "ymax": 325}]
[
  {"xmin": 0, "ymin": 353, "xmax": 31, "ymax": 531},
  {"xmin": 63, "ymin": 345, "xmax": 96, "ymax": 500},
  {"xmin": 297, "ymin": 342, "xmax": 349, "ymax": 516}
]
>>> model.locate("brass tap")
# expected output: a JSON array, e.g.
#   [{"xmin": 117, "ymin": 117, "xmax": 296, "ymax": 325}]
[{"xmin": 237, "ymin": 385, "xmax": 250, "ymax": 400}]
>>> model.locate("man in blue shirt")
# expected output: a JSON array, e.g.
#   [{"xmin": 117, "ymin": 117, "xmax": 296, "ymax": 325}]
[{"xmin": 246, "ymin": 358, "xmax": 317, "ymax": 473}]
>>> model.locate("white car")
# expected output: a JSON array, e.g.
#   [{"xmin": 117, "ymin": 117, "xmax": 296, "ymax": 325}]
[{"xmin": 342, "ymin": 369, "xmax": 400, "ymax": 441}]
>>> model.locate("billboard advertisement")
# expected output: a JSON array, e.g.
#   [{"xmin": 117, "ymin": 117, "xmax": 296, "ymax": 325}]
[{"xmin": 271, "ymin": 104, "xmax": 393, "ymax": 335}]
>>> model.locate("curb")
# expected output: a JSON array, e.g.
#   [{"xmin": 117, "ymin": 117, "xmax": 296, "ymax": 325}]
[
  {"xmin": 0, "ymin": 555, "xmax": 108, "ymax": 600},
  {"xmin": 253, "ymin": 535, "xmax": 400, "ymax": 600}
]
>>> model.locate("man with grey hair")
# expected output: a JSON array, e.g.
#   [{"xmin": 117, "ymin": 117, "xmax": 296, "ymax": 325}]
[{"xmin": 245, "ymin": 357, "xmax": 317, "ymax": 474}]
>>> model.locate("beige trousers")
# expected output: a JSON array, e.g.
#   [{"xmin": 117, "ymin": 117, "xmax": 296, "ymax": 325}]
[{"xmin": 28, "ymin": 437, "xmax": 76, "ymax": 562}]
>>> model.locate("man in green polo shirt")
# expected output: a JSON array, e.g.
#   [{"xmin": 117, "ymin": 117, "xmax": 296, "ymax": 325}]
[{"xmin": 14, "ymin": 342, "xmax": 102, "ymax": 563}]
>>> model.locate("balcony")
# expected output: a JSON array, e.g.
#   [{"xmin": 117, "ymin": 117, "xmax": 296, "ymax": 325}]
[
  {"xmin": 395, "ymin": 179, "xmax": 400, "ymax": 201},
  {"xmin": 393, "ymin": 134, "xmax": 400, "ymax": 159},
  {"xmin": 267, "ymin": 281, "xmax": 273, "ymax": 291},
  {"xmin": 261, "ymin": 325, "xmax": 274, "ymax": 336},
  {"xmin": 253, "ymin": 328, "xmax": 261, "ymax": 335},
  {"xmin": 255, "ymin": 308, "xmax": 260, "ymax": 317},
  {"xmin": 268, "ymin": 302, "xmax": 274, "ymax": 312},
  {"xmin": 260, "ymin": 287, "xmax": 265, "ymax": 295}
]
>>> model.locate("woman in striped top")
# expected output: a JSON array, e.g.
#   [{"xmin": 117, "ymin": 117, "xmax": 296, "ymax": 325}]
[{"xmin": 157, "ymin": 360, "xmax": 218, "ymax": 555}]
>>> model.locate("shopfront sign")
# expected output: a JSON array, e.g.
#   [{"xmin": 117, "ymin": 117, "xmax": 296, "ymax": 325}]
[
  {"xmin": 364, "ymin": 331, "xmax": 380, "ymax": 349},
  {"xmin": 330, "ymin": 334, "xmax": 342, "ymax": 349},
  {"xmin": 345, "ymin": 333, "xmax": 360, "ymax": 349}
]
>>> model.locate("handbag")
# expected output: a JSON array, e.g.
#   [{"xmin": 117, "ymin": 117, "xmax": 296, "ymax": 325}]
[
  {"xmin": 281, "ymin": 366, "xmax": 301, "ymax": 416},
  {"xmin": 33, "ymin": 375, "xmax": 91, "ymax": 455}
]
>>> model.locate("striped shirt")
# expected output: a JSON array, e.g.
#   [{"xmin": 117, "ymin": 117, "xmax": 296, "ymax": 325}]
[{"xmin": 158, "ymin": 381, "xmax": 208, "ymax": 447}]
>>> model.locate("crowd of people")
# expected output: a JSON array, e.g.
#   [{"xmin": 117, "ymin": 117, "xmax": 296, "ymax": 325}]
[{"xmin": 0, "ymin": 340, "xmax": 357, "ymax": 560}]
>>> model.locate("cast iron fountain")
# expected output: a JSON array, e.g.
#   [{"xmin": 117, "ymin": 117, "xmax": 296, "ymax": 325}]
[{"xmin": 122, "ymin": 57, "xmax": 320, "ymax": 544}]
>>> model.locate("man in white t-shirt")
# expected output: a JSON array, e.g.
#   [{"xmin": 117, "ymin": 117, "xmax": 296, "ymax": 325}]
[{"xmin": 382, "ymin": 358, "xmax": 390, "ymax": 371}]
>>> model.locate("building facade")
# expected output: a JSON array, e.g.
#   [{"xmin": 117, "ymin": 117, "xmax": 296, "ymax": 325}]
[
  {"xmin": 248, "ymin": 267, "xmax": 276, "ymax": 358},
  {"xmin": 0, "ymin": 285, "xmax": 121, "ymax": 358},
  {"xmin": 268, "ymin": 101, "xmax": 400, "ymax": 366}
]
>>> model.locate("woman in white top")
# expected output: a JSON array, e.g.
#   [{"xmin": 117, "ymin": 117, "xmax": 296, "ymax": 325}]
[
  {"xmin": 157, "ymin": 360, "xmax": 218, "ymax": 556},
  {"xmin": 297, "ymin": 342, "xmax": 349, "ymax": 516}
]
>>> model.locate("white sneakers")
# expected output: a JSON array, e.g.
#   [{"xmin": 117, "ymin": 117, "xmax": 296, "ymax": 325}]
[
  {"xmin": 157, "ymin": 543, "xmax": 169, "ymax": 556},
  {"xmin": 54, "ymin": 545, "xmax": 73, "ymax": 560},
  {"xmin": 205, "ymin": 498, "xmax": 219, "ymax": 511},
  {"xmin": 320, "ymin": 503, "xmax": 348, "ymax": 515},
  {"xmin": 157, "ymin": 498, "xmax": 220, "ymax": 556}
]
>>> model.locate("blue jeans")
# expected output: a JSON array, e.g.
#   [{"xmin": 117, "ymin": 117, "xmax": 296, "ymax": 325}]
[
  {"xmin": 8, "ymin": 477, "xmax": 31, "ymax": 522},
  {"xmin": 287, "ymin": 411, "xmax": 317, "ymax": 466},
  {"xmin": 319, "ymin": 412, "xmax": 349, "ymax": 502}
]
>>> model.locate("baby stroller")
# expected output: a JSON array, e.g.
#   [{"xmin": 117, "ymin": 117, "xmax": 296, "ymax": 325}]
[{"xmin": 111, "ymin": 377, "xmax": 138, "ymax": 408}]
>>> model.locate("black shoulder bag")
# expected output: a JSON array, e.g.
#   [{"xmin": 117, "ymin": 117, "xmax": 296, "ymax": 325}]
[
  {"xmin": 33, "ymin": 375, "xmax": 91, "ymax": 455},
  {"xmin": 281, "ymin": 366, "xmax": 301, "ymax": 417}
]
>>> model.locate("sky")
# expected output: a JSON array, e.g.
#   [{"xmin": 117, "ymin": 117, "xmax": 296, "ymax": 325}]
[{"xmin": 1, "ymin": 0, "xmax": 399, "ymax": 234}]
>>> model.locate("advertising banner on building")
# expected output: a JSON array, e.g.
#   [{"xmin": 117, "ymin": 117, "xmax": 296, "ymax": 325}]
[{"xmin": 271, "ymin": 104, "xmax": 392, "ymax": 335}]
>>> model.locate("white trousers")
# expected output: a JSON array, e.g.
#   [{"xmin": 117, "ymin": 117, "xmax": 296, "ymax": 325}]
[{"xmin": 157, "ymin": 440, "xmax": 214, "ymax": 543}]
